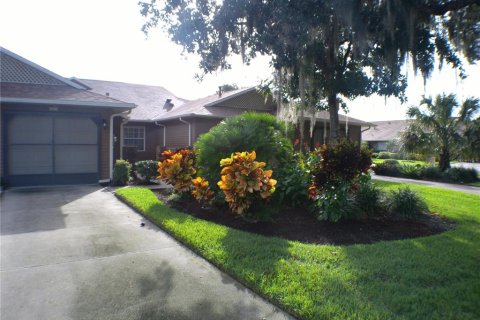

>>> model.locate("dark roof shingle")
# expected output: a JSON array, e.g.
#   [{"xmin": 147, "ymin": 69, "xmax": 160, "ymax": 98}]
[{"xmin": 79, "ymin": 79, "xmax": 187, "ymax": 121}]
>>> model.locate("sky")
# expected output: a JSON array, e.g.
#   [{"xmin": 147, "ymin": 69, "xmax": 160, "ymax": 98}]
[{"xmin": 1, "ymin": 0, "xmax": 479, "ymax": 122}]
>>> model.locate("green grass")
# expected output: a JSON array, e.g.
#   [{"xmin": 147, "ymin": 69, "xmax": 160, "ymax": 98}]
[
  {"xmin": 373, "ymin": 158, "xmax": 427, "ymax": 166},
  {"xmin": 116, "ymin": 183, "xmax": 480, "ymax": 320}
]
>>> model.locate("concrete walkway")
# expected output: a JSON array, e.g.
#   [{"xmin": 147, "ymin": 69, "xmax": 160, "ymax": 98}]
[
  {"xmin": 372, "ymin": 174, "xmax": 480, "ymax": 195},
  {"xmin": 0, "ymin": 186, "xmax": 294, "ymax": 320}
]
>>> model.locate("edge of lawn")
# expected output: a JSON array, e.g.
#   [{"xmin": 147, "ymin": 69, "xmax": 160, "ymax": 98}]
[{"xmin": 115, "ymin": 182, "xmax": 480, "ymax": 320}]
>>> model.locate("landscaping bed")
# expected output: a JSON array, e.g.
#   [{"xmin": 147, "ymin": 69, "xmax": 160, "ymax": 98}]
[{"xmin": 157, "ymin": 189, "xmax": 453, "ymax": 245}]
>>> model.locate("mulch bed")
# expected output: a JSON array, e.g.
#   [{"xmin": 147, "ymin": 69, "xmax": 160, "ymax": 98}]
[{"xmin": 155, "ymin": 190, "xmax": 454, "ymax": 246}]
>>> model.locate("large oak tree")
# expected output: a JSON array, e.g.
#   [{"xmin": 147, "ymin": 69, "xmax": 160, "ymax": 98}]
[{"xmin": 140, "ymin": 0, "xmax": 480, "ymax": 144}]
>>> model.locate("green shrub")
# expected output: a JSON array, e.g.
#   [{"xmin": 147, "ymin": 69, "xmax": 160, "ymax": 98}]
[
  {"xmin": 273, "ymin": 154, "xmax": 310, "ymax": 208},
  {"xmin": 372, "ymin": 152, "xmax": 379, "ymax": 159},
  {"xmin": 386, "ymin": 187, "xmax": 429, "ymax": 219},
  {"xmin": 420, "ymin": 166, "xmax": 444, "ymax": 180},
  {"xmin": 195, "ymin": 112, "xmax": 293, "ymax": 192},
  {"xmin": 384, "ymin": 159, "xmax": 400, "ymax": 165},
  {"xmin": 445, "ymin": 167, "xmax": 479, "ymax": 183},
  {"xmin": 371, "ymin": 162, "xmax": 401, "ymax": 177},
  {"xmin": 377, "ymin": 151, "xmax": 397, "ymax": 159},
  {"xmin": 134, "ymin": 160, "xmax": 158, "ymax": 184},
  {"xmin": 315, "ymin": 179, "xmax": 358, "ymax": 222},
  {"xmin": 112, "ymin": 159, "xmax": 132, "ymax": 186},
  {"xmin": 354, "ymin": 176, "xmax": 385, "ymax": 217},
  {"xmin": 399, "ymin": 164, "xmax": 422, "ymax": 179}
]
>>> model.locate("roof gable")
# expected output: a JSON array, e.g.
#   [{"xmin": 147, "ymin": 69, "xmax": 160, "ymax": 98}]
[{"xmin": 0, "ymin": 47, "xmax": 83, "ymax": 89}]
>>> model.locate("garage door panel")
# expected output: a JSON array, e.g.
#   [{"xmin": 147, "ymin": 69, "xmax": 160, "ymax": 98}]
[
  {"xmin": 8, "ymin": 145, "xmax": 53, "ymax": 175},
  {"xmin": 55, "ymin": 145, "xmax": 98, "ymax": 174},
  {"xmin": 7, "ymin": 114, "xmax": 100, "ymax": 186},
  {"xmin": 8, "ymin": 116, "xmax": 53, "ymax": 144},
  {"xmin": 54, "ymin": 117, "xmax": 97, "ymax": 144}
]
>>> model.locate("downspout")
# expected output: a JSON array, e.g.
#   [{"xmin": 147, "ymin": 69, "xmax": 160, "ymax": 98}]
[
  {"xmin": 179, "ymin": 117, "xmax": 192, "ymax": 146},
  {"xmin": 154, "ymin": 121, "xmax": 166, "ymax": 147},
  {"xmin": 110, "ymin": 110, "xmax": 131, "ymax": 181},
  {"xmin": 120, "ymin": 117, "xmax": 130, "ymax": 159}
]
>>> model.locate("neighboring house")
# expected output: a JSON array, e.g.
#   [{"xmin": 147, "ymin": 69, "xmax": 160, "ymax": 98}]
[
  {"xmin": 0, "ymin": 48, "xmax": 369, "ymax": 187},
  {"xmin": 0, "ymin": 48, "xmax": 135, "ymax": 187},
  {"xmin": 362, "ymin": 120, "xmax": 409, "ymax": 151}
]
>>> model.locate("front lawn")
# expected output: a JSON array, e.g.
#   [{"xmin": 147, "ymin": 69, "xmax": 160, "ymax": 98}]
[{"xmin": 116, "ymin": 182, "xmax": 480, "ymax": 320}]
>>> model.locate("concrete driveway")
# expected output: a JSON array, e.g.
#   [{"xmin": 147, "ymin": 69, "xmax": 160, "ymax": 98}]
[{"xmin": 0, "ymin": 186, "xmax": 293, "ymax": 320}]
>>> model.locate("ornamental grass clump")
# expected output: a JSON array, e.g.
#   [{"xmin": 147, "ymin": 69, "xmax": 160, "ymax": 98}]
[
  {"xmin": 191, "ymin": 177, "xmax": 214, "ymax": 205},
  {"xmin": 157, "ymin": 148, "xmax": 196, "ymax": 193},
  {"xmin": 218, "ymin": 151, "xmax": 277, "ymax": 216}
]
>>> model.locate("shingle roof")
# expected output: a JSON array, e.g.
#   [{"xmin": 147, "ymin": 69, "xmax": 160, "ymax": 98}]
[
  {"xmin": 78, "ymin": 79, "xmax": 188, "ymax": 121},
  {"xmin": 0, "ymin": 47, "xmax": 84, "ymax": 88},
  {"xmin": 362, "ymin": 120, "xmax": 410, "ymax": 141},
  {"xmin": 154, "ymin": 88, "xmax": 269, "ymax": 121},
  {"xmin": 0, "ymin": 83, "xmax": 134, "ymax": 107}
]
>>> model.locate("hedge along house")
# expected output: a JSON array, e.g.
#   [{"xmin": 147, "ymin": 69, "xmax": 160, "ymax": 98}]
[{"xmin": 0, "ymin": 48, "xmax": 135, "ymax": 187}]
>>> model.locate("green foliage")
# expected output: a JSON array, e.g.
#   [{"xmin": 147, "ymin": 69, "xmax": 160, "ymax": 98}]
[
  {"xmin": 273, "ymin": 154, "xmax": 310, "ymax": 208},
  {"xmin": 399, "ymin": 164, "xmax": 423, "ymax": 179},
  {"xmin": 134, "ymin": 160, "xmax": 158, "ymax": 184},
  {"xmin": 377, "ymin": 151, "xmax": 398, "ymax": 159},
  {"xmin": 403, "ymin": 94, "xmax": 480, "ymax": 171},
  {"xmin": 315, "ymin": 179, "xmax": 358, "ymax": 222},
  {"xmin": 384, "ymin": 159, "xmax": 400, "ymax": 166},
  {"xmin": 354, "ymin": 176, "xmax": 385, "ymax": 217},
  {"xmin": 445, "ymin": 167, "xmax": 479, "ymax": 183},
  {"xmin": 195, "ymin": 112, "xmax": 293, "ymax": 190},
  {"xmin": 112, "ymin": 159, "xmax": 132, "ymax": 186},
  {"xmin": 387, "ymin": 187, "xmax": 429, "ymax": 219}
]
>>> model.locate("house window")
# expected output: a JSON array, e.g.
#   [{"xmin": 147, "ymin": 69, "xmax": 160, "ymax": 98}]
[{"xmin": 123, "ymin": 126, "xmax": 145, "ymax": 151}]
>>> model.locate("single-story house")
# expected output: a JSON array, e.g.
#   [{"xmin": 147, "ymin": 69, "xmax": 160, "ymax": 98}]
[
  {"xmin": 0, "ymin": 47, "xmax": 135, "ymax": 187},
  {"xmin": 1, "ymin": 48, "xmax": 369, "ymax": 187},
  {"xmin": 362, "ymin": 120, "xmax": 409, "ymax": 151}
]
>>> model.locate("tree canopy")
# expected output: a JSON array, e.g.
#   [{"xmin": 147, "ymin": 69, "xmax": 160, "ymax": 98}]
[
  {"xmin": 140, "ymin": 0, "xmax": 480, "ymax": 144},
  {"xmin": 402, "ymin": 94, "xmax": 480, "ymax": 171}
]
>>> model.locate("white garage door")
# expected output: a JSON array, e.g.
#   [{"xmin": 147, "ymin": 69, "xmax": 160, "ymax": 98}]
[{"xmin": 7, "ymin": 114, "xmax": 99, "ymax": 186}]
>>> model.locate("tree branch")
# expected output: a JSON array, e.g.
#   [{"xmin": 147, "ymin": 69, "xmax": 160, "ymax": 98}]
[
  {"xmin": 425, "ymin": 0, "xmax": 480, "ymax": 16},
  {"xmin": 342, "ymin": 42, "xmax": 352, "ymax": 70}
]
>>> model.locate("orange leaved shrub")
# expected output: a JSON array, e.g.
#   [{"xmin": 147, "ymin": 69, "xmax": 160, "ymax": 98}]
[
  {"xmin": 191, "ymin": 177, "xmax": 214, "ymax": 205},
  {"xmin": 218, "ymin": 151, "xmax": 277, "ymax": 215},
  {"xmin": 157, "ymin": 148, "xmax": 196, "ymax": 193}
]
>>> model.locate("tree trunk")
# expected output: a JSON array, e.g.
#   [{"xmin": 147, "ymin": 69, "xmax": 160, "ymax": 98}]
[
  {"xmin": 439, "ymin": 148, "xmax": 451, "ymax": 172},
  {"xmin": 328, "ymin": 93, "xmax": 340, "ymax": 145}
]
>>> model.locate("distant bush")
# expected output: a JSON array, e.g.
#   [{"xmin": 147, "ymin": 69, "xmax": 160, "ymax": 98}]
[
  {"xmin": 112, "ymin": 159, "xmax": 132, "ymax": 186},
  {"xmin": 377, "ymin": 151, "xmax": 397, "ymax": 159},
  {"xmin": 134, "ymin": 160, "xmax": 158, "ymax": 184},
  {"xmin": 384, "ymin": 159, "xmax": 400, "ymax": 166},
  {"xmin": 195, "ymin": 112, "xmax": 293, "ymax": 193},
  {"xmin": 386, "ymin": 187, "xmax": 429, "ymax": 219},
  {"xmin": 399, "ymin": 164, "xmax": 422, "ymax": 179},
  {"xmin": 371, "ymin": 162, "xmax": 401, "ymax": 177},
  {"xmin": 445, "ymin": 167, "xmax": 479, "ymax": 183},
  {"xmin": 420, "ymin": 166, "xmax": 443, "ymax": 180}
]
